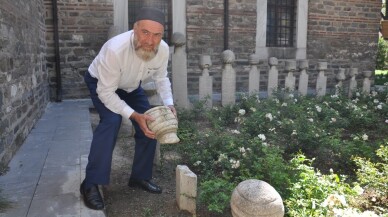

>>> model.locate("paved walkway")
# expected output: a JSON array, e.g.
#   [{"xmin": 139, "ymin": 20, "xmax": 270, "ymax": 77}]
[{"xmin": 0, "ymin": 100, "xmax": 105, "ymax": 217}]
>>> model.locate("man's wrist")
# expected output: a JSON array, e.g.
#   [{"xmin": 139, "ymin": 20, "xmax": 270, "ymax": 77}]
[{"xmin": 129, "ymin": 111, "xmax": 138, "ymax": 120}]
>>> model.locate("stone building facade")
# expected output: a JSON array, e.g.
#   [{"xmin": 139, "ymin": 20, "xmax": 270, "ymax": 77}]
[
  {"xmin": 43, "ymin": 0, "xmax": 381, "ymax": 98},
  {"xmin": 185, "ymin": 0, "xmax": 381, "ymax": 94},
  {"xmin": 0, "ymin": 0, "xmax": 49, "ymax": 165},
  {"xmin": 306, "ymin": 0, "xmax": 381, "ymax": 91},
  {"xmin": 0, "ymin": 0, "xmax": 382, "ymax": 164}
]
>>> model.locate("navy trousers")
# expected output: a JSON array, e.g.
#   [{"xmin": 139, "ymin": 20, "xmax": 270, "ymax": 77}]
[{"xmin": 84, "ymin": 71, "xmax": 157, "ymax": 185}]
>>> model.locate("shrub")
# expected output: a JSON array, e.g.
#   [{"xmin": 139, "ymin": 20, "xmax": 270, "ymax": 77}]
[
  {"xmin": 376, "ymin": 37, "xmax": 388, "ymax": 70},
  {"xmin": 351, "ymin": 144, "xmax": 388, "ymax": 215},
  {"xmin": 285, "ymin": 146, "xmax": 388, "ymax": 217},
  {"xmin": 175, "ymin": 89, "xmax": 388, "ymax": 215},
  {"xmin": 285, "ymin": 153, "xmax": 357, "ymax": 217},
  {"xmin": 198, "ymin": 178, "xmax": 235, "ymax": 213}
]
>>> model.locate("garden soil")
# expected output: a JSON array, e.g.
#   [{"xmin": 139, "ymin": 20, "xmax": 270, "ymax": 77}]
[{"xmin": 89, "ymin": 109, "xmax": 229, "ymax": 217}]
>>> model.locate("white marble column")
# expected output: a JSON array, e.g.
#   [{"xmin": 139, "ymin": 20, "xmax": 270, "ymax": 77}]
[
  {"xmin": 171, "ymin": 32, "xmax": 189, "ymax": 109},
  {"xmin": 113, "ymin": 0, "xmax": 128, "ymax": 34},
  {"xmin": 172, "ymin": 0, "xmax": 186, "ymax": 37}
]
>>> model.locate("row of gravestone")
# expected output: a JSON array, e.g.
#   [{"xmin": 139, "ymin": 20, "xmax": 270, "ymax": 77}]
[
  {"xmin": 196, "ymin": 53, "xmax": 373, "ymax": 107},
  {"xmin": 170, "ymin": 32, "xmax": 374, "ymax": 109}
]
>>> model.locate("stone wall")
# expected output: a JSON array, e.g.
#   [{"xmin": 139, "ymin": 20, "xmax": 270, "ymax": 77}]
[
  {"xmin": 186, "ymin": 0, "xmax": 257, "ymax": 95},
  {"xmin": 307, "ymin": 0, "xmax": 381, "ymax": 87},
  {"xmin": 45, "ymin": 0, "xmax": 114, "ymax": 100},
  {"xmin": 185, "ymin": 0, "xmax": 381, "ymax": 96},
  {"xmin": 0, "ymin": 0, "xmax": 49, "ymax": 165},
  {"xmin": 42, "ymin": 0, "xmax": 381, "ymax": 99}
]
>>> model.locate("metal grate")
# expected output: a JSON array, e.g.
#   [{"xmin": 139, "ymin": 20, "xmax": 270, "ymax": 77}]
[
  {"xmin": 266, "ymin": 0, "xmax": 296, "ymax": 47},
  {"xmin": 128, "ymin": 0, "xmax": 172, "ymax": 45}
]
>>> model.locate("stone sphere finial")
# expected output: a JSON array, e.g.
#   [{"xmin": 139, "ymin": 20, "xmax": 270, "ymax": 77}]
[
  {"xmin": 299, "ymin": 60, "xmax": 309, "ymax": 70},
  {"xmin": 268, "ymin": 57, "xmax": 278, "ymax": 66},
  {"xmin": 363, "ymin": 70, "xmax": 372, "ymax": 78},
  {"xmin": 222, "ymin": 50, "xmax": 236, "ymax": 64},
  {"xmin": 199, "ymin": 55, "xmax": 212, "ymax": 70},
  {"xmin": 171, "ymin": 32, "xmax": 186, "ymax": 47},
  {"xmin": 349, "ymin": 68, "xmax": 359, "ymax": 77},
  {"xmin": 285, "ymin": 60, "xmax": 296, "ymax": 71},
  {"xmin": 317, "ymin": 62, "xmax": 328, "ymax": 70},
  {"xmin": 336, "ymin": 68, "xmax": 346, "ymax": 81},
  {"xmin": 249, "ymin": 54, "xmax": 260, "ymax": 65},
  {"xmin": 231, "ymin": 179, "xmax": 284, "ymax": 217}
]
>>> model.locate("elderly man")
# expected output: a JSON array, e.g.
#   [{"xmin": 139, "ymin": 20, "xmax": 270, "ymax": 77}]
[{"xmin": 80, "ymin": 7, "xmax": 175, "ymax": 210}]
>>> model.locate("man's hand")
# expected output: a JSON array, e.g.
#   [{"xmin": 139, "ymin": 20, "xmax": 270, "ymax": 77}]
[
  {"xmin": 130, "ymin": 112, "xmax": 156, "ymax": 139},
  {"xmin": 167, "ymin": 105, "xmax": 177, "ymax": 118}
]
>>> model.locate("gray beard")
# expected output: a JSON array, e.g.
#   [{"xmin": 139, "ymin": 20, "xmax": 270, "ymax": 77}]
[
  {"xmin": 135, "ymin": 47, "xmax": 157, "ymax": 62},
  {"xmin": 134, "ymin": 37, "xmax": 158, "ymax": 61}
]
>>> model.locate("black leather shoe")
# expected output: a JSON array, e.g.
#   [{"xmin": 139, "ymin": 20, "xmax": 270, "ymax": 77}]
[
  {"xmin": 80, "ymin": 181, "xmax": 105, "ymax": 210},
  {"xmin": 128, "ymin": 179, "xmax": 162, "ymax": 194}
]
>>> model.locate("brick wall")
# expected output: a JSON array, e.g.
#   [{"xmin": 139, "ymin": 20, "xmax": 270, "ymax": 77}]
[
  {"xmin": 45, "ymin": 0, "xmax": 114, "ymax": 99},
  {"xmin": 307, "ymin": 0, "xmax": 381, "ymax": 83},
  {"xmin": 186, "ymin": 0, "xmax": 257, "ymax": 95},
  {"xmin": 185, "ymin": 0, "xmax": 381, "ymax": 96},
  {"xmin": 43, "ymin": 0, "xmax": 381, "ymax": 99},
  {"xmin": 0, "ymin": 0, "xmax": 49, "ymax": 165}
]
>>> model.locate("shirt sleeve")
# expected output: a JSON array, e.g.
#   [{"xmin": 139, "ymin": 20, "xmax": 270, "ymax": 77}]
[{"xmin": 96, "ymin": 47, "xmax": 134, "ymax": 119}]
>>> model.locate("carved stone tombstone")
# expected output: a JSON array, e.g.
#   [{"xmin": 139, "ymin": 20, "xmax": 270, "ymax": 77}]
[
  {"xmin": 267, "ymin": 57, "xmax": 279, "ymax": 97},
  {"xmin": 176, "ymin": 165, "xmax": 197, "ymax": 215},
  {"xmin": 335, "ymin": 68, "xmax": 346, "ymax": 95},
  {"xmin": 362, "ymin": 70, "xmax": 372, "ymax": 94},
  {"xmin": 199, "ymin": 55, "xmax": 213, "ymax": 108},
  {"xmin": 316, "ymin": 62, "xmax": 327, "ymax": 97},
  {"xmin": 298, "ymin": 60, "xmax": 309, "ymax": 96},
  {"xmin": 249, "ymin": 54, "xmax": 261, "ymax": 94},
  {"xmin": 221, "ymin": 50, "xmax": 236, "ymax": 106},
  {"xmin": 285, "ymin": 60, "xmax": 296, "ymax": 92},
  {"xmin": 231, "ymin": 179, "xmax": 284, "ymax": 217},
  {"xmin": 348, "ymin": 68, "xmax": 358, "ymax": 98}
]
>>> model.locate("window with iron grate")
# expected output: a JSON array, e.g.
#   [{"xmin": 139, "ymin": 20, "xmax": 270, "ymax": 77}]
[
  {"xmin": 128, "ymin": 0, "xmax": 172, "ymax": 45},
  {"xmin": 266, "ymin": 0, "xmax": 296, "ymax": 47}
]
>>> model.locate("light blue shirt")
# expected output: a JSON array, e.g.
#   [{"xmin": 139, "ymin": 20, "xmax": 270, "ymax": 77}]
[{"xmin": 88, "ymin": 30, "xmax": 173, "ymax": 119}]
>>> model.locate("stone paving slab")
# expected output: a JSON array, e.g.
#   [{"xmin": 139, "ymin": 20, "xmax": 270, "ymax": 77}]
[{"xmin": 0, "ymin": 100, "xmax": 105, "ymax": 217}]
